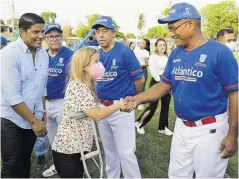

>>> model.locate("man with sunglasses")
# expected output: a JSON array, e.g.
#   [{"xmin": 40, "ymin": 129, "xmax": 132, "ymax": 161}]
[
  {"xmin": 124, "ymin": 2, "xmax": 238, "ymax": 178},
  {"xmin": 41, "ymin": 23, "xmax": 73, "ymax": 177}
]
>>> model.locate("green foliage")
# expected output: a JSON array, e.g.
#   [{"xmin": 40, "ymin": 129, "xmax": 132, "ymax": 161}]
[
  {"xmin": 75, "ymin": 25, "xmax": 90, "ymax": 39},
  {"xmin": 40, "ymin": 12, "xmax": 57, "ymax": 25},
  {"xmin": 87, "ymin": 14, "xmax": 101, "ymax": 27},
  {"xmin": 163, "ymin": 7, "xmax": 171, "ymax": 16},
  {"xmin": 62, "ymin": 26, "xmax": 73, "ymax": 38},
  {"xmin": 138, "ymin": 13, "xmax": 145, "ymax": 30},
  {"xmin": 144, "ymin": 25, "xmax": 169, "ymax": 39},
  {"xmin": 200, "ymin": 0, "xmax": 238, "ymax": 38},
  {"xmin": 115, "ymin": 31, "xmax": 126, "ymax": 40},
  {"xmin": 126, "ymin": 33, "xmax": 136, "ymax": 39},
  {"xmin": 0, "ymin": 19, "xmax": 4, "ymax": 24}
]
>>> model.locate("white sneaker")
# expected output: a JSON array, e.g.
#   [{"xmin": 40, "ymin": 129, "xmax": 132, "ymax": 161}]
[
  {"xmin": 137, "ymin": 104, "xmax": 144, "ymax": 111},
  {"xmin": 42, "ymin": 164, "xmax": 57, "ymax": 177},
  {"xmin": 135, "ymin": 121, "xmax": 141, "ymax": 128},
  {"xmin": 158, "ymin": 130, "xmax": 165, "ymax": 134},
  {"xmin": 164, "ymin": 127, "xmax": 173, "ymax": 136},
  {"xmin": 137, "ymin": 127, "xmax": 145, "ymax": 134}
]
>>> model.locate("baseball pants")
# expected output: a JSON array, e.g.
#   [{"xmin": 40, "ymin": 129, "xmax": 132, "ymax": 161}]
[
  {"xmin": 169, "ymin": 112, "xmax": 229, "ymax": 178},
  {"xmin": 46, "ymin": 98, "xmax": 64, "ymax": 145},
  {"xmin": 98, "ymin": 105, "xmax": 141, "ymax": 178}
]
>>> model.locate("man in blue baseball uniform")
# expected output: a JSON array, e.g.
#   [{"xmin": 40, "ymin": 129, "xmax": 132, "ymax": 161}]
[
  {"xmin": 124, "ymin": 3, "xmax": 238, "ymax": 178},
  {"xmin": 41, "ymin": 23, "xmax": 73, "ymax": 177},
  {"xmin": 92, "ymin": 16, "xmax": 145, "ymax": 178}
]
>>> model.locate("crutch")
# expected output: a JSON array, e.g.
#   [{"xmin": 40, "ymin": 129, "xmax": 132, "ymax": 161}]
[
  {"xmin": 70, "ymin": 112, "xmax": 104, "ymax": 178},
  {"xmin": 74, "ymin": 29, "xmax": 96, "ymax": 52}
]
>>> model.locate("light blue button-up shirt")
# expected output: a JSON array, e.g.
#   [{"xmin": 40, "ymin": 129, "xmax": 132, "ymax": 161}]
[{"xmin": 1, "ymin": 37, "xmax": 49, "ymax": 129}]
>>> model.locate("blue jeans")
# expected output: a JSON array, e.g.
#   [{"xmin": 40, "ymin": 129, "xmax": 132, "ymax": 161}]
[{"xmin": 34, "ymin": 135, "xmax": 50, "ymax": 157}]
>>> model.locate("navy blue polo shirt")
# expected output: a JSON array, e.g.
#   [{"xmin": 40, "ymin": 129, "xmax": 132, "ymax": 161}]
[{"xmin": 161, "ymin": 40, "xmax": 238, "ymax": 121}]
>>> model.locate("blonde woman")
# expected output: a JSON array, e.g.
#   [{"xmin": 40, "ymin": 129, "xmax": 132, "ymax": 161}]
[{"xmin": 51, "ymin": 47, "xmax": 126, "ymax": 178}]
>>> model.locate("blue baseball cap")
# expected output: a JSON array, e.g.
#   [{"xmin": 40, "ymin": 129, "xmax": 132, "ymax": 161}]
[
  {"xmin": 92, "ymin": 16, "xmax": 115, "ymax": 30},
  {"xmin": 0, "ymin": 37, "xmax": 8, "ymax": 44},
  {"xmin": 44, "ymin": 23, "xmax": 63, "ymax": 34},
  {"xmin": 158, "ymin": 2, "xmax": 201, "ymax": 24}
]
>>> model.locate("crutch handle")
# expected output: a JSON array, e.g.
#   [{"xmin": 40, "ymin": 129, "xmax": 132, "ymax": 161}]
[{"xmin": 84, "ymin": 151, "xmax": 100, "ymax": 160}]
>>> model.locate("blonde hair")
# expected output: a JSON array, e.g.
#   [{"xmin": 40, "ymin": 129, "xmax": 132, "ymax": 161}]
[{"xmin": 66, "ymin": 47, "xmax": 99, "ymax": 100}]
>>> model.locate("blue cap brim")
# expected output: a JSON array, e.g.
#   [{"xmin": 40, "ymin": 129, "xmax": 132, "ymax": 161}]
[
  {"xmin": 45, "ymin": 27, "xmax": 63, "ymax": 34},
  {"xmin": 158, "ymin": 17, "xmax": 183, "ymax": 24},
  {"xmin": 92, "ymin": 23, "xmax": 114, "ymax": 30}
]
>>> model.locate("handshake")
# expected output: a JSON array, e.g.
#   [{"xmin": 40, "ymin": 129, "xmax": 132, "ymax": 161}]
[{"xmin": 118, "ymin": 96, "xmax": 139, "ymax": 112}]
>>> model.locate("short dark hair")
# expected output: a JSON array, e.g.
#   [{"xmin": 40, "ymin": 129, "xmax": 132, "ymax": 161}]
[
  {"xmin": 19, "ymin": 13, "xmax": 45, "ymax": 31},
  {"xmin": 195, "ymin": 19, "xmax": 201, "ymax": 28},
  {"xmin": 216, "ymin": 28, "xmax": 234, "ymax": 41},
  {"xmin": 143, "ymin": 39, "xmax": 150, "ymax": 53},
  {"xmin": 155, "ymin": 38, "xmax": 168, "ymax": 56},
  {"xmin": 94, "ymin": 25, "xmax": 115, "ymax": 32}
]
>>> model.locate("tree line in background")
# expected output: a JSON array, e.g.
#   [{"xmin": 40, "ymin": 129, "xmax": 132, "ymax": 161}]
[{"xmin": 37, "ymin": 0, "xmax": 238, "ymax": 40}]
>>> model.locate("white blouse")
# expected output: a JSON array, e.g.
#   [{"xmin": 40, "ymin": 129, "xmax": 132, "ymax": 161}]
[
  {"xmin": 149, "ymin": 54, "xmax": 168, "ymax": 82},
  {"xmin": 133, "ymin": 47, "xmax": 150, "ymax": 65}
]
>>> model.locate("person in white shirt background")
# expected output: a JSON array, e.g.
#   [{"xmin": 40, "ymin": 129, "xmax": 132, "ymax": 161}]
[
  {"xmin": 135, "ymin": 38, "xmax": 173, "ymax": 135},
  {"xmin": 129, "ymin": 41, "xmax": 135, "ymax": 51},
  {"xmin": 133, "ymin": 39, "xmax": 150, "ymax": 110}
]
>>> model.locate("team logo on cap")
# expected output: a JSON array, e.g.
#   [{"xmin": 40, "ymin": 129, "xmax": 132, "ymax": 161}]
[
  {"xmin": 199, "ymin": 54, "xmax": 207, "ymax": 63},
  {"xmin": 170, "ymin": 9, "xmax": 176, "ymax": 14},
  {"xmin": 183, "ymin": 7, "xmax": 192, "ymax": 16},
  {"xmin": 97, "ymin": 19, "xmax": 107, "ymax": 23},
  {"xmin": 49, "ymin": 24, "xmax": 60, "ymax": 28}
]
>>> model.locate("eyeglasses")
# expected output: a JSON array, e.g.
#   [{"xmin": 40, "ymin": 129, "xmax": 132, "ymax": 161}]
[
  {"xmin": 45, "ymin": 34, "xmax": 62, "ymax": 41},
  {"xmin": 168, "ymin": 21, "xmax": 190, "ymax": 33}
]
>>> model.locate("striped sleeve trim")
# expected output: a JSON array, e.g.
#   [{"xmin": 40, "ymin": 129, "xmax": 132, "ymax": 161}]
[
  {"xmin": 130, "ymin": 68, "xmax": 142, "ymax": 76},
  {"xmin": 161, "ymin": 75, "xmax": 172, "ymax": 82},
  {"xmin": 223, "ymin": 84, "xmax": 238, "ymax": 89}
]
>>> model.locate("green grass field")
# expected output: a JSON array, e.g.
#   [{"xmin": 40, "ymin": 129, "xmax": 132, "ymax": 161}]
[{"xmin": 135, "ymin": 101, "xmax": 238, "ymax": 178}]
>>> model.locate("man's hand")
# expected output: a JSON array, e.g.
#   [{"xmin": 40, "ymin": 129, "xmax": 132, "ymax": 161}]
[
  {"xmin": 120, "ymin": 96, "xmax": 139, "ymax": 112},
  {"xmin": 32, "ymin": 119, "xmax": 47, "ymax": 137},
  {"xmin": 219, "ymin": 134, "xmax": 238, "ymax": 158}
]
